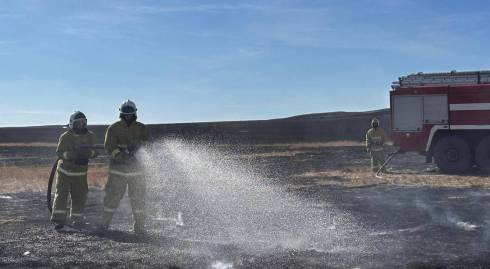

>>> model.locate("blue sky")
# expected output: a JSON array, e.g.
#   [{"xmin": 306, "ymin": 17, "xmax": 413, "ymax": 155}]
[{"xmin": 0, "ymin": 0, "xmax": 489, "ymax": 127}]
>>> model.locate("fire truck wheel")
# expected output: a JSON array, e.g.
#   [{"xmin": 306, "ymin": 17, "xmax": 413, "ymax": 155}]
[
  {"xmin": 475, "ymin": 136, "xmax": 490, "ymax": 173},
  {"xmin": 433, "ymin": 136, "xmax": 472, "ymax": 174}
]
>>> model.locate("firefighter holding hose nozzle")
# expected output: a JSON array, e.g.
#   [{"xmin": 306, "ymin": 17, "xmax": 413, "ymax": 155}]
[
  {"xmin": 51, "ymin": 111, "xmax": 97, "ymax": 230},
  {"xmin": 366, "ymin": 118, "xmax": 388, "ymax": 173},
  {"xmin": 98, "ymin": 100, "xmax": 149, "ymax": 234}
]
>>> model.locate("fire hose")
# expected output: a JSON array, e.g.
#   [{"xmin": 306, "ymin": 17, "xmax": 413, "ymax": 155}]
[
  {"xmin": 47, "ymin": 144, "xmax": 105, "ymax": 213},
  {"xmin": 375, "ymin": 149, "xmax": 402, "ymax": 179}
]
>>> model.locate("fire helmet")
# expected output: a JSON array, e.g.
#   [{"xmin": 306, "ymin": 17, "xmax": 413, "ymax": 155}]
[
  {"xmin": 69, "ymin": 111, "xmax": 87, "ymax": 129},
  {"xmin": 119, "ymin": 99, "xmax": 137, "ymax": 115},
  {"xmin": 371, "ymin": 118, "xmax": 380, "ymax": 128}
]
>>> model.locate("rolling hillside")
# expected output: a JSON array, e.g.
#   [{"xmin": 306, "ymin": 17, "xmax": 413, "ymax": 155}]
[{"xmin": 0, "ymin": 109, "xmax": 390, "ymax": 144}]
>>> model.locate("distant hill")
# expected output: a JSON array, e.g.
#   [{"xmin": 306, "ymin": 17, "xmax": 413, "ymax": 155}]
[
  {"xmin": 0, "ymin": 109, "xmax": 390, "ymax": 144},
  {"xmin": 285, "ymin": 109, "xmax": 388, "ymax": 121}
]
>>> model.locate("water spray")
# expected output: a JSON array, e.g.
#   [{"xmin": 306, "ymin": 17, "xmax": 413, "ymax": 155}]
[{"xmin": 140, "ymin": 138, "xmax": 371, "ymax": 253}]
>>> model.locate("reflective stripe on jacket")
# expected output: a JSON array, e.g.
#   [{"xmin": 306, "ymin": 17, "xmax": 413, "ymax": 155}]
[
  {"xmin": 56, "ymin": 129, "xmax": 96, "ymax": 175},
  {"xmin": 108, "ymin": 169, "xmax": 145, "ymax": 177},
  {"xmin": 366, "ymin": 127, "xmax": 387, "ymax": 152},
  {"xmin": 104, "ymin": 120, "xmax": 149, "ymax": 174}
]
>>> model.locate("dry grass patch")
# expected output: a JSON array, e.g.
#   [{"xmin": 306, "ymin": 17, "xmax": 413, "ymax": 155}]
[
  {"xmin": 242, "ymin": 141, "xmax": 364, "ymax": 158},
  {"xmin": 384, "ymin": 173, "xmax": 490, "ymax": 188},
  {"xmin": 296, "ymin": 167, "xmax": 490, "ymax": 188},
  {"xmin": 0, "ymin": 142, "xmax": 57, "ymax": 147},
  {"xmin": 296, "ymin": 167, "xmax": 385, "ymax": 187},
  {"xmin": 288, "ymin": 141, "xmax": 364, "ymax": 149},
  {"xmin": 241, "ymin": 150, "xmax": 311, "ymax": 158},
  {"xmin": 256, "ymin": 141, "xmax": 364, "ymax": 149},
  {"xmin": 1, "ymin": 164, "xmax": 108, "ymax": 193}
]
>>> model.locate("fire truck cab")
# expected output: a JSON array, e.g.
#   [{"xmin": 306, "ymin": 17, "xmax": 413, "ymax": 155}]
[{"xmin": 390, "ymin": 70, "xmax": 490, "ymax": 174}]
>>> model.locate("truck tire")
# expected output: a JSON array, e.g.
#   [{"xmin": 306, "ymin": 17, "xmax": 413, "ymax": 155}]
[
  {"xmin": 475, "ymin": 136, "xmax": 490, "ymax": 173},
  {"xmin": 433, "ymin": 136, "xmax": 472, "ymax": 174}
]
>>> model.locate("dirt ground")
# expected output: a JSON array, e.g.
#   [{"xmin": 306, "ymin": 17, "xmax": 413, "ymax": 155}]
[{"xmin": 2, "ymin": 142, "xmax": 490, "ymax": 268}]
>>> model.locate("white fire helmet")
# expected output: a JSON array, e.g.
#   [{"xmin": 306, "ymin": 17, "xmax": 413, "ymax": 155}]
[
  {"xmin": 119, "ymin": 99, "xmax": 137, "ymax": 115},
  {"xmin": 371, "ymin": 118, "xmax": 380, "ymax": 128}
]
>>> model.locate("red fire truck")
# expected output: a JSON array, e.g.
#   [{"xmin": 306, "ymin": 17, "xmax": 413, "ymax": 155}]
[{"xmin": 390, "ymin": 70, "xmax": 490, "ymax": 174}]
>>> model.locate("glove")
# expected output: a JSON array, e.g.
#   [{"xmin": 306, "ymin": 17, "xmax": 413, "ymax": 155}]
[
  {"xmin": 73, "ymin": 149, "xmax": 91, "ymax": 166},
  {"xmin": 113, "ymin": 150, "xmax": 123, "ymax": 163},
  {"xmin": 114, "ymin": 149, "xmax": 135, "ymax": 164},
  {"xmin": 124, "ymin": 151, "xmax": 137, "ymax": 164},
  {"xmin": 128, "ymin": 140, "xmax": 143, "ymax": 152},
  {"xmin": 63, "ymin": 151, "xmax": 78, "ymax": 160},
  {"xmin": 77, "ymin": 149, "xmax": 97, "ymax": 159},
  {"xmin": 74, "ymin": 158, "xmax": 89, "ymax": 165}
]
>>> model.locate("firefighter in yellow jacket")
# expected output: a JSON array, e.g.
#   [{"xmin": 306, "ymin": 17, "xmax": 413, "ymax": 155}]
[
  {"xmin": 51, "ymin": 111, "xmax": 97, "ymax": 230},
  {"xmin": 99, "ymin": 100, "xmax": 149, "ymax": 234},
  {"xmin": 366, "ymin": 118, "xmax": 387, "ymax": 172}
]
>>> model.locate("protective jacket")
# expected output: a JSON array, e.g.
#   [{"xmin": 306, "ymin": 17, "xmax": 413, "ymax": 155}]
[
  {"xmin": 56, "ymin": 129, "xmax": 97, "ymax": 176},
  {"xmin": 105, "ymin": 120, "xmax": 149, "ymax": 176},
  {"xmin": 366, "ymin": 127, "xmax": 387, "ymax": 152}
]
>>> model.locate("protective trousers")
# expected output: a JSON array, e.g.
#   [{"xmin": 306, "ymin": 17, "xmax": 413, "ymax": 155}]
[
  {"xmin": 370, "ymin": 150, "xmax": 386, "ymax": 172},
  {"xmin": 51, "ymin": 172, "xmax": 88, "ymax": 224},
  {"xmin": 101, "ymin": 173, "xmax": 146, "ymax": 230}
]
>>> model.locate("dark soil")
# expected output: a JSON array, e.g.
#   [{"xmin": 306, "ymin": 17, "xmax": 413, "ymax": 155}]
[
  {"xmin": 2, "ymin": 185, "xmax": 490, "ymax": 268},
  {"xmin": 2, "ymin": 144, "xmax": 490, "ymax": 268}
]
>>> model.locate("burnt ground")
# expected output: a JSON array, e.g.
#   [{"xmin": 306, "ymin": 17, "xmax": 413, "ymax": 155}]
[
  {"xmin": 2, "ymin": 143, "xmax": 490, "ymax": 268},
  {"xmin": 3, "ymin": 187, "xmax": 490, "ymax": 268}
]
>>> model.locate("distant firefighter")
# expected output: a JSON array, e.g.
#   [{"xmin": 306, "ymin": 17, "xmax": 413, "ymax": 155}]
[
  {"xmin": 98, "ymin": 100, "xmax": 149, "ymax": 234},
  {"xmin": 365, "ymin": 118, "xmax": 387, "ymax": 173},
  {"xmin": 51, "ymin": 111, "xmax": 97, "ymax": 230}
]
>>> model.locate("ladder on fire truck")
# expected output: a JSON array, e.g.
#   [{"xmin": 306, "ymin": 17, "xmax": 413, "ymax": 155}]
[{"xmin": 392, "ymin": 70, "xmax": 490, "ymax": 88}]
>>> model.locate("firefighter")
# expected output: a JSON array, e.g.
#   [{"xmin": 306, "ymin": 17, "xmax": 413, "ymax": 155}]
[
  {"xmin": 99, "ymin": 100, "xmax": 149, "ymax": 234},
  {"xmin": 51, "ymin": 111, "xmax": 97, "ymax": 230},
  {"xmin": 366, "ymin": 118, "xmax": 388, "ymax": 173}
]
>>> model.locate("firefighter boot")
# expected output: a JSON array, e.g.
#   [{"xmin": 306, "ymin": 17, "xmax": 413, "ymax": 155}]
[
  {"xmin": 97, "ymin": 211, "xmax": 114, "ymax": 233},
  {"xmin": 71, "ymin": 216, "xmax": 86, "ymax": 229},
  {"xmin": 133, "ymin": 214, "xmax": 146, "ymax": 235}
]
